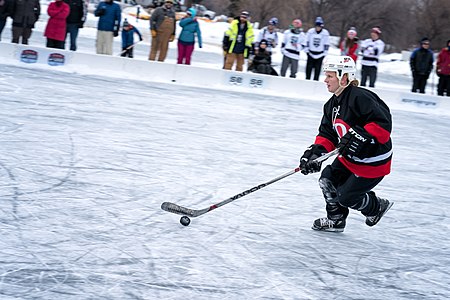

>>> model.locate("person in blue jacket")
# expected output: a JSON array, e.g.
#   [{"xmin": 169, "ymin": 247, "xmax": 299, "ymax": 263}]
[
  {"xmin": 177, "ymin": 7, "xmax": 202, "ymax": 65},
  {"xmin": 121, "ymin": 19, "xmax": 142, "ymax": 58},
  {"xmin": 94, "ymin": 0, "xmax": 121, "ymax": 55}
]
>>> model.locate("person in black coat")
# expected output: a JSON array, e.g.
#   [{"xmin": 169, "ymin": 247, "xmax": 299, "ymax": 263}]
[
  {"xmin": 0, "ymin": 0, "xmax": 13, "ymax": 41},
  {"xmin": 10, "ymin": 0, "xmax": 40, "ymax": 44},
  {"xmin": 410, "ymin": 37, "xmax": 434, "ymax": 93},
  {"xmin": 248, "ymin": 39, "xmax": 278, "ymax": 76},
  {"xmin": 64, "ymin": 0, "xmax": 87, "ymax": 51}
]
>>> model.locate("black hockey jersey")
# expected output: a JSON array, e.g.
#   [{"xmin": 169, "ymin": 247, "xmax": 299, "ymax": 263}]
[{"xmin": 314, "ymin": 85, "xmax": 392, "ymax": 178}]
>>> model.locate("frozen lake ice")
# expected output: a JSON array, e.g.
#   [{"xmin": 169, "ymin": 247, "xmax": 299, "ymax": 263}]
[{"xmin": 0, "ymin": 64, "xmax": 449, "ymax": 299}]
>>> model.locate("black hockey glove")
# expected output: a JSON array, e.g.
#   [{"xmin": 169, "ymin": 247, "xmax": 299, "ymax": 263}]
[
  {"xmin": 113, "ymin": 30, "xmax": 119, "ymax": 37},
  {"xmin": 338, "ymin": 125, "xmax": 373, "ymax": 158},
  {"xmin": 299, "ymin": 144, "xmax": 327, "ymax": 175}
]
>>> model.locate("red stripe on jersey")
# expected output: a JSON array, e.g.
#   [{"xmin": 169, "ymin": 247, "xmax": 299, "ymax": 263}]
[
  {"xmin": 364, "ymin": 122, "xmax": 390, "ymax": 144},
  {"xmin": 314, "ymin": 136, "xmax": 335, "ymax": 152},
  {"xmin": 338, "ymin": 156, "xmax": 391, "ymax": 178}
]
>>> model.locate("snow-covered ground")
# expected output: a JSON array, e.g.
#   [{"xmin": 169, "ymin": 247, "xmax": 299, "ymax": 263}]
[{"xmin": 0, "ymin": 4, "xmax": 449, "ymax": 300}]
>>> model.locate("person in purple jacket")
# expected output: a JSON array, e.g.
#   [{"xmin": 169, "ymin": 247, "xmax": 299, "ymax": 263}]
[{"xmin": 177, "ymin": 7, "xmax": 202, "ymax": 65}]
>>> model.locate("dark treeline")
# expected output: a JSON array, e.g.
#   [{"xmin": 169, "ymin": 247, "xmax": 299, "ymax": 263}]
[{"xmin": 190, "ymin": 0, "xmax": 450, "ymax": 52}]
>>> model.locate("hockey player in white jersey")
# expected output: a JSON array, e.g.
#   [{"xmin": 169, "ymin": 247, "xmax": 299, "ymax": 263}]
[
  {"xmin": 304, "ymin": 16, "xmax": 330, "ymax": 81},
  {"xmin": 280, "ymin": 19, "xmax": 305, "ymax": 78},
  {"xmin": 360, "ymin": 26, "xmax": 385, "ymax": 87},
  {"xmin": 255, "ymin": 17, "xmax": 279, "ymax": 54}
]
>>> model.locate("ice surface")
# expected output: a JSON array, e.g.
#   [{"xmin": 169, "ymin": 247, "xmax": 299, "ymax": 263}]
[{"xmin": 0, "ymin": 64, "xmax": 449, "ymax": 299}]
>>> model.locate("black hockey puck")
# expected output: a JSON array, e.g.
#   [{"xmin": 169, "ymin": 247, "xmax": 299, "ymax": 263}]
[{"xmin": 180, "ymin": 216, "xmax": 191, "ymax": 226}]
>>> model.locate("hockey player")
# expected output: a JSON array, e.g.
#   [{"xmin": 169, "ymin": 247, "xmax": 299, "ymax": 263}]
[
  {"xmin": 304, "ymin": 16, "xmax": 330, "ymax": 80},
  {"xmin": 280, "ymin": 19, "xmax": 305, "ymax": 78},
  {"xmin": 299, "ymin": 56, "xmax": 393, "ymax": 232},
  {"xmin": 360, "ymin": 26, "xmax": 385, "ymax": 87},
  {"xmin": 255, "ymin": 17, "xmax": 278, "ymax": 54}
]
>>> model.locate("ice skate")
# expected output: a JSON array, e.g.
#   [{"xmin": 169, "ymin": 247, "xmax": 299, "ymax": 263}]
[
  {"xmin": 312, "ymin": 217, "xmax": 346, "ymax": 232},
  {"xmin": 365, "ymin": 198, "xmax": 393, "ymax": 227}
]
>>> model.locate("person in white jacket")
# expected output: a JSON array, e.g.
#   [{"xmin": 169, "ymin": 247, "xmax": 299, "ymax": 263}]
[
  {"xmin": 255, "ymin": 17, "xmax": 279, "ymax": 54},
  {"xmin": 360, "ymin": 26, "xmax": 385, "ymax": 87},
  {"xmin": 303, "ymin": 16, "xmax": 330, "ymax": 81},
  {"xmin": 280, "ymin": 19, "xmax": 305, "ymax": 78}
]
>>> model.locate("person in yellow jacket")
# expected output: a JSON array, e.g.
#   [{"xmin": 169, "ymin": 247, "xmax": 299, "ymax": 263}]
[{"xmin": 222, "ymin": 11, "xmax": 254, "ymax": 71}]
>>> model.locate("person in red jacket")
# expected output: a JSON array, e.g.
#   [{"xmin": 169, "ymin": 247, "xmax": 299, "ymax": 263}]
[
  {"xmin": 299, "ymin": 56, "xmax": 393, "ymax": 232},
  {"xmin": 340, "ymin": 27, "xmax": 359, "ymax": 62},
  {"xmin": 436, "ymin": 39, "xmax": 450, "ymax": 96},
  {"xmin": 44, "ymin": 0, "xmax": 70, "ymax": 49}
]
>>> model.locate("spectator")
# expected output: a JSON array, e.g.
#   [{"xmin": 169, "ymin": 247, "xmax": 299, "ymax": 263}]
[
  {"xmin": 177, "ymin": 7, "xmax": 202, "ymax": 65},
  {"xmin": 280, "ymin": 19, "xmax": 305, "ymax": 78},
  {"xmin": 304, "ymin": 16, "xmax": 330, "ymax": 81},
  {"xmin": 340, "ymin": 27, "xmax": 359, "ymax": 62},
  {"xmin": 410, "ymin": 37, "xmax": 433, "ymax": 93},
  {"xmin": 255, "ymin": 17, "xmax": 278, "ymax": 54},
  {"xmin": 44, "ymin": 0, "xmax": 70, "ymax": 49},
  {"xmin": 64, "ymin": 0, "xmax": 87, "ymax": 51},
  {"xmin": 360, "ymin": 26, "xmax": 385, "ymax": 87},
  {"xmin": 223, "ymin": 10, "xmax": 255, "ymax": 72},
  {"xmin": 94, "ymin": 0, "xmax": 121, "ymax": 55},
  {"xmin": 248, "ymin": 39, "xmax": 277, "ymax": 75},
  {"xmin": 436, "ymin": 39, "xmax": 450, "ymax": 96},
  {"xmin": 0, "ymin": 0, "xmax": 13, "ymax": 41},
  {"xmin": 10, "ymin": 0, "xmax": 40, "ymax": 44},
  {"xmin": 121, "ymin": 18, "xmax": 142, "ymax": 58},
  {"xmin": 149, "ymin": 0, "xmax": 176, "ymax": 62}
]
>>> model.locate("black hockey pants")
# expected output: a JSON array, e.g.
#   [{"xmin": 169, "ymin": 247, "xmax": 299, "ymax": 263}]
[{"xmin": 319, "ymin": 159, "xmax": 383, "ymax": 220}]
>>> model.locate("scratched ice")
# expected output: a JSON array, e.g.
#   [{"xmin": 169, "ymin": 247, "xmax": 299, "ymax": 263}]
[{"xmin": 0, "ymin": 64, "xmax": 449, "ymax": 299}]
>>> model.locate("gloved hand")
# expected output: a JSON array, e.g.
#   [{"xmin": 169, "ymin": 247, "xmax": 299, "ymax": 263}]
[
  {"xmin": 95, "ymin": 7, "xmax": 106, "ymax": 17},
  {"xmin": 169, "ymin": 35, "xmax": 175, "ymax": 42},
  {"xmin": 199, "ymin": 44, "xmax": 202, "ymax": 48},
  {"xmin": 151, "ymin": 30, "xmax": 157, "ymax": 38},
  {"xmin": 338, "ymin": 125, "xmax": 373, "ymax": 158},
  {"xmin": 140, "ymin": 37, "xmax": 143, "ymax": 42},
  {"xmin": 113, "ymin": 30, "xmax": 118, "ymax": 37},
  {"xmin": 299, "ymin": 144, "xmax": 327, "ymax": 175},
  {"xmin": 78, "ymin": 21, "xmax": 84, "ymax": 28}
]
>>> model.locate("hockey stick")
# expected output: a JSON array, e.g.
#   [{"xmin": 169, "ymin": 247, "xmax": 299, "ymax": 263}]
[
  {"xmin": 161, "ymin": 148, "xmax": 339, "ymax": 218},
  {"xmin": 118, "ymin": 41, "xmax": 141, "ymax": 56}
]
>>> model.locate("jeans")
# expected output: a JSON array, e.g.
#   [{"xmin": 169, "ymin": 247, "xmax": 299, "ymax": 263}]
[{"xmin": 65, "ymin": 23, "xmax": 80, "ymax": 51}]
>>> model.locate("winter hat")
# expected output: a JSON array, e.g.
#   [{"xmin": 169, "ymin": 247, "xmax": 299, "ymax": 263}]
[
  {"xmin": 259, "ymin": 39, "xmax": 268, "ymax": 46},
  {"xmin": 371, "ymin": 26, "xmax": 382, "ymax": 34},
  {"xmin": 268, "ymin": 17, "xmax": 279, "ymax": 26},
  {"xmin": 292, "ymin": 19, "xmax": 302, "ymax": 28},
  {"xmin": 240, "ymin": 11, "xmax": 250, "ymax": 18},
  {"xmin": 347, "ymin": 27, "xmax": 357, "ymax": 39},
  {"xmin": 187, "ymin": 8, "xmax": 196, "ymax": 17},
  {"xmin": 420, "ymin": 37, "xmax": 430, "ymax": 44},
  {"xmin": 123, "ymin": 19, "xmax": 129, "ymax": 28},
  {"xmin": 315, "ymin": 16, "xmax": 324, "ymax": 26}
]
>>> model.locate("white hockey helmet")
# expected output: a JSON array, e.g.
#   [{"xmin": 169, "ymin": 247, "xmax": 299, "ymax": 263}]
[{"xmin": 323, "ymin": 56, "xmax": 356, "ymax": 81}]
